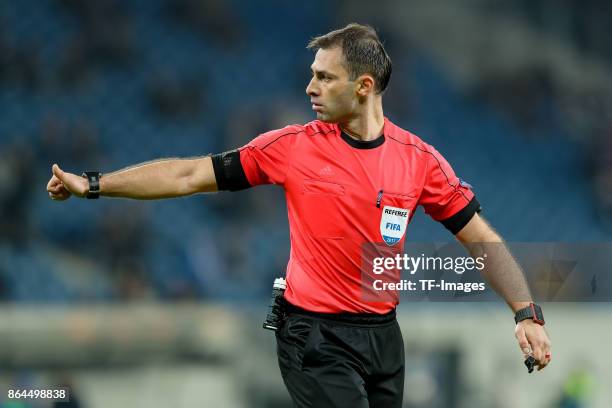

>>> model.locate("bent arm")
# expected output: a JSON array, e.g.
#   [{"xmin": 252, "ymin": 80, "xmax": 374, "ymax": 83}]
[
  {"xmin": 455, "ymin": 213, "xmax": 532, "ymax": 313},
  {"xmin": 456, "ymin": 213, "xmax": 552, "ymax": 370}
]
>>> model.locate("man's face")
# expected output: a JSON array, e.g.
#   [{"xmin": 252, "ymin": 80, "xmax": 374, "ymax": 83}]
[{"xmin": 306, "ymin": 47, "xmax": 358, "ymax": 123}]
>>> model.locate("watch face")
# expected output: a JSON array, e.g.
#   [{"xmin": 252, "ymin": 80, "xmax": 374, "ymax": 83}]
[
  {"xmin": 534, "ymin": 308, "xmax": 543, "ymax": 320},
  {"xmin": 532, "ymin": 304, "xmax": 544, "ymax": 324}
]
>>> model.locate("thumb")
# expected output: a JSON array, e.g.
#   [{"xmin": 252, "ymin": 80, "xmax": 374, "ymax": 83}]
[
  {"xmin": 50, "ymin": 164, "xmax": 87, "ymax": 197},
  {"xmin": 515, "ymin": 325, "xmax": 531, "ymax": 356},
  {"xmin": 52, "ymin": 164, "xmax": 64, "ymax": 180}
]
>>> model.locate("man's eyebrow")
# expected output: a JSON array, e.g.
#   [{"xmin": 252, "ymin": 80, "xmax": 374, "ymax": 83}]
[{"xmin": 310, "ymin": 67, "xmax": 336, "ymax": 78}]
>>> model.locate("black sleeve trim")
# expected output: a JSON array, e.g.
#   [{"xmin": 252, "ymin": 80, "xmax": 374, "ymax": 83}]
[
  {"xmin": 440, "ymin": 197, "xmax": 482, "ymax": 235},
  {"xmin": 211, "ymin": 150, "xmax": 252, "ymax": 191}
]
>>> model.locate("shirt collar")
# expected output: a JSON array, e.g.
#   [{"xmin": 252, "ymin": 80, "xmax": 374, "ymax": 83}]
[{"xmin": 337, "ymin": 117, "xmax": 387, "ymax": 150}]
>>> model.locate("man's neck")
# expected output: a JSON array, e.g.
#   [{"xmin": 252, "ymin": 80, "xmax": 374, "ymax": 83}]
[{"xmin": 339, "ymin": 99, "xmax": 384, "ymax": 141}]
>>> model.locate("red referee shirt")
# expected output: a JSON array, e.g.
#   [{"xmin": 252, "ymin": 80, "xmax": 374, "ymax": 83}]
[{"xmin": 237, "ymin": 117, "xmax": 476, "ymax": 313}]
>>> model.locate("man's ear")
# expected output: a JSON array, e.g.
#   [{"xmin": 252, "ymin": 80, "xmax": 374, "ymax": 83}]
[{"xmin": 356, "ymin": 74, "xmax": 375, "ymax": 96}]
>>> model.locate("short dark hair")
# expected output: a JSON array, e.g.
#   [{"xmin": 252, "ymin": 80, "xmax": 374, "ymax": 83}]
[{"xmin": 307, "ymin": 23, "xmax": 392, "ymax": 94}]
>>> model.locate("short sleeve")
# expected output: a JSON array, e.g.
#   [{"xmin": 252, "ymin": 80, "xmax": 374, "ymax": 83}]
[
  {"xmin": 238, "ymin": 125, "xmax": 297, "ymax": 187},
  {"xmin": 418, "ymin": 146, "xmax": 479, "ymax": 233}
]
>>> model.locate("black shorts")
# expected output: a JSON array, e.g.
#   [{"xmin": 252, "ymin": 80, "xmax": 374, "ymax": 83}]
[{"xmin": 275, "ymin": 302, "xmax": 405, "ymax": 408}]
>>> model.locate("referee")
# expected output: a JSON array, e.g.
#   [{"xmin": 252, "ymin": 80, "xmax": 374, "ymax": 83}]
[{"xmin": 47, "ymin": 23, "xmax": 551, "ymax": 408}]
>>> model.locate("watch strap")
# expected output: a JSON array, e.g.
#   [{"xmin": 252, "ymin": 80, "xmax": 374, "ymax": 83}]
[
  {"xmin": 514, "ymin": 303, "xmax": 545, "ymax": 325},
  {"xmin": 82, "ymin": 171, "xmax": 101, "ymax": 199}
]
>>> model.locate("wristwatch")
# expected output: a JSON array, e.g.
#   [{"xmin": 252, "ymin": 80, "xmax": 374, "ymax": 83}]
[
  {"xmin": 514, "ymin": 303, "xmax": 545, "ymax": 325},
  {"xmin": 82, "ymin": 171, "xmax": 102, "ymax": 199}
]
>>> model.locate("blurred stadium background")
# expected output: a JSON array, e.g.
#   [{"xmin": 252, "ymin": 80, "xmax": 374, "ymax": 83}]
[{"xmin": 1, "ymin": 0, "xmax": 611, "ymax": 407}]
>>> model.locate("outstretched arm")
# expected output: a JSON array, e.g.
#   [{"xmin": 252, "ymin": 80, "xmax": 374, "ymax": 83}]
[
  {"xmin": 47, "ymin": 156, "xmax": 217, "ymax": 200},
  {"xmin": 455, "ymin": 213, "xmax": 552, "ymax": 371}
]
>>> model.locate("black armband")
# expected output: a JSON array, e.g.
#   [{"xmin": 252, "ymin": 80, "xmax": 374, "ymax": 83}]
[
  {"xmin": 211, "ymin": 150, "xmax": 251, "ymax": 191},
  {"xmin": 441, "ymin": 197, "xmax": 481, "ymax": 235}
]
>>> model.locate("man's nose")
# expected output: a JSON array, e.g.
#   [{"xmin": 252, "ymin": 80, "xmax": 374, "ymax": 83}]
[{"xmin": 306, "ymin": 78, "xmax": 318, "ymax": 96}]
